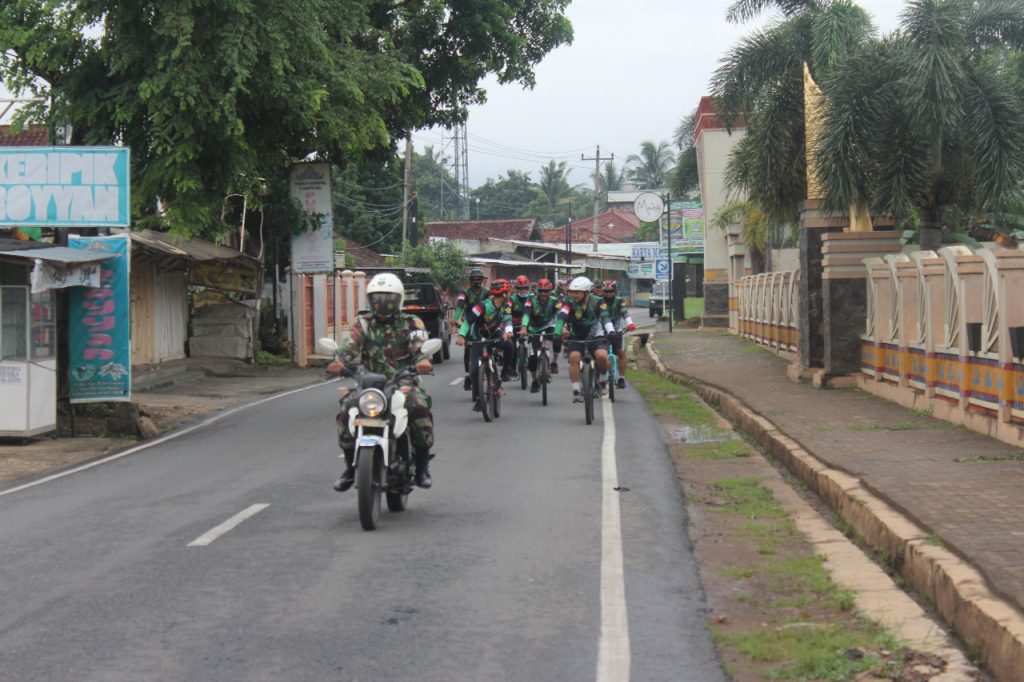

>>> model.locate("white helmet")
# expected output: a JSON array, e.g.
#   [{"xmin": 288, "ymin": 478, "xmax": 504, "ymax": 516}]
[
  {"xmin": 568, "ymin": 276, "xmax": 593, "ymax": 292},
  {"xmin": 366, "ymin": 273, "xmax": 405, "ymax": 318}
]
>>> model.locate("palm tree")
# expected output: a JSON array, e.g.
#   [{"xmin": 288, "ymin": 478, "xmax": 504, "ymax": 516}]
[
  {"xmin": 597, "ymin": 160, "xmax": 625, "ymax": 193},
  {"xmin": 713, "ymin": 0, "xmax": 874, "ymax": 224},
  {"xmin": 816, "ymin": 0, "xmax": 1024, "ymax": 252},
  {"xmin": 711, "ymin": 199, "xmax": 771, "ymax": 274},
  {"xmin": 671, "ymin": 108, "xmax": 700, "ymax": 197},
  {"xmin": 535, "ymin": 160, "xmax": 573, "ymax": 208},
  {"xmin": 626, "ymin": 140, "xmax": 676, "ymax": 189}
]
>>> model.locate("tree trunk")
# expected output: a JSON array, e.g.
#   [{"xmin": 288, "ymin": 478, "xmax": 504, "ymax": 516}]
[
  {"xmin": 920, "ymin": 205, "xmax": 943, "ymax": 253},
  {"xmin": 750, "ymin": 247, "xmax": 767, "ymax": 275}
]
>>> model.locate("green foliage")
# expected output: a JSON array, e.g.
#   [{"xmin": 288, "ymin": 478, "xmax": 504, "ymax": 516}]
[
  {"xmin": 711, "ymin": 199, "xmax": 771, "ymax": 273},
  {"xmin": 714, "ymin": 0, "xmax": 874, "ymax": 225},
  {"xmin": 816, "ymin": 0, "xmax": 1024, "ymax": 251},
  {"xmin": 671, "ymin": 109, "xmax": 700, "ymax": 197},
  {"xmin": 255, "ymin": 350, "xmax": 293, "ymax": 366},
  {"xmin": 626, "ymin": 140, "xmax": 676, "ymax": 190},
  {"xmin": 333, "ymin": 158, "xmax": 406, "ymax": 254},
  {"xmin": 0, "ymin": 0, "xmax": 573, "ymax": 241},
  {"xmin": 471, "ymin": 170, "xmax": 536, "ymax": 219},
  {"xmin": 400, "ymin": 239, "xmax": 467, "ymax": 292}
]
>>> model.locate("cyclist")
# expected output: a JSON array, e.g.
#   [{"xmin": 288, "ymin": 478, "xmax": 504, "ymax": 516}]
[
  {"xmin": 455, "ymin": 278, "xmax": 514, "ymax": 411},
  {"xmin": 454, "ymin": 268, "xmax": 490, "ymax": 390},
  {"xmin": 328, "ymin": 273, "xmax": 435, "ymax": 491},
  {"xmin": 554, "ymin": 276, "xmax": 615, "ymax": 403},
  {"xmin": 519, "ymin": 277, "xmax": 563, "ymax": 392},
  {"xmin": 601, "ymin": 279, "xmax": 636, "ymax": 389},
  {"xmin": 508, "ymin": 275, "xmax": 532, "ymax": 379},
  {"xmin": 592, "ymin": 280, "xmax": 604, "ymax": 298}
]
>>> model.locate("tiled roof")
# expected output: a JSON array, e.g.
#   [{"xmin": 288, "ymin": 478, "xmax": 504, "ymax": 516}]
[
  {"xmin": 694, "ymin": 96, "xmax": 744, "ymax": 139},
  {"xmin": 426, "ymin": 219, "xmax": 538, "ymax": 241},
  {"xmin": 336, "ymin": 237, "xmax": 388, "ymax": 268},
  {"xmin": 537, "ymin": 210, "xmax": 642, "ymax": 244},
  {"xmin": 0, "ymin": 125, "xmax": 49, "ymax": 146}
]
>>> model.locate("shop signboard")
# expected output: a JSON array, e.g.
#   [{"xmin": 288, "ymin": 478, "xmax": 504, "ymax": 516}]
[
  {"xmin": 661, "ymin": 198, "xmax": 704, "ymax": 253},
  {"xmin": 627, "ymin": 262, "xmax": 655, "ymax": 277},
  {"xmin": 68, "ymin": 234, "xmax": 132, "ymax": 402},
  {"xmin": 0, "ymin": 147, "xmax": 130, "ymax": 227},
  {"xmin": 289, "ymin": 163, "xmax": 335, "ymax": 274}
]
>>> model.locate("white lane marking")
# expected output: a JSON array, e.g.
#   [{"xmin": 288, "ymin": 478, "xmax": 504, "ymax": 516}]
[
  {"xmin": 0, "ymin": 381, "xmax": 335, "ymax": 499},
  {"xmin": 187, "ymin": 504, "xmax": 270, "ymax": 547},
  {"xmin": 597, "ymin": 396, "xmax": 630, "ymax": 682},
  {"xmin": 449, "ymin": 377, "xmax": 464, "ymax": 386}
]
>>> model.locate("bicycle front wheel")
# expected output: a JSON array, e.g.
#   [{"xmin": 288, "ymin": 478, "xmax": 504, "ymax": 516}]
[
  {"xmin": 538, "ymin": 351, "xmax": 549, "ymax": 406},
  {"xmin": 478, "ymin": 361, "xmax": 493, "ymax": 423},
  {"xmin": 581, "ymin": 362, "xmax": 594, "ymax": 425},
  {"xmin": 519, "ymin": 344, "xmax": 528, "ymax": 390}
]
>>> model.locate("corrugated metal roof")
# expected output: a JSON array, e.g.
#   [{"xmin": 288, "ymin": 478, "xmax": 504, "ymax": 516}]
[
  {"xmin": 0, "ymin": 244, "xmax": 112, "ymax": 264},
  {"xmin": 128, "ymin": 229, "xmax": 260, "ymax": 266}
]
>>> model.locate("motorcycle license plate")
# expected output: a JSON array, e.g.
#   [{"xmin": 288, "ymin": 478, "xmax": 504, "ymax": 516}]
[{"xmin": 355, "ymin": 417, "xmax": 387, "ymax": 427}]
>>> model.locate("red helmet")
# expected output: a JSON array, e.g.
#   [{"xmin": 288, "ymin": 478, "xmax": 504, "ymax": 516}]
[
  {"xmin": 603, "ymin": 279, "xmax": 618, "ymax": 292},
  {"xmin": 536, "ymin": 278, "xmax": 554, "ymax": 292},
  {"xmin": 514, "ymin": 275, "xmax": 531, "ymax": 289},
  {"xmin": 489, "ymin": 278, "xmax": 512, "ymax": 295}
]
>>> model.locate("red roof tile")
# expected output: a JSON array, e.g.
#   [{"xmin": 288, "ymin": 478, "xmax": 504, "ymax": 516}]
[
  {"xmin": 426, "ymin": 219, "xmax": 539, "ymax": 241},
  {"xmin": 337, "ymin": 238, "xmax": 388, "ymax": 269},
  {"xmin": 694, "ymin": 96, "xmax": 743, "ymax": 140},
  {"xmin": 538, "ymin": 210, "xmax": 642, "ymax": 244},
  {"xmin": 0, "ymin": 125, "xmax": 49, "ymax": 146}
]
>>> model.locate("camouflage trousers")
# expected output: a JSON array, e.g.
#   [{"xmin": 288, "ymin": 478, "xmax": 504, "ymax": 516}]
[{"xmin": 336, "ymin": 386, "xmax": 434, "ymax": 453}]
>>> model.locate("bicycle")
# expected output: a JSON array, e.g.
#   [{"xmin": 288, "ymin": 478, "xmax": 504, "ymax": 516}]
[
  {"xmin": 574, "ymin": 338, "xmax": 608, "ymax": 425},
  {"xmin": 528, "ymin": 330, "xmax": 555, "ymax": 406},
  {"xmin": 470, "ymin": 338, "xmax": 503, "ymax": 422},
  {"xmin": 605, "ymin": 331, "xmax": 623, "ymax": 403},
  {"xmin": 516, "ymin": 334, "xmax": 530, "ymax": 390}
]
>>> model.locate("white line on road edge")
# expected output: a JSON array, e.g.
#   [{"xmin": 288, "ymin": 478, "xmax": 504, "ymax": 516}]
[
  {"xmin": 597, "ymin": 396, "xmax": 630, "ymax": 682},
  {"xmin": 449, "ymin": 377, "xmax": 464, "ymax": 386},
  {"xmin": 0, "ymin": 381, "xmax": 336, "ymax": 499},
  {"xmin": 187, "ymin": 504, "xmax": 270, "ymax": 547}
]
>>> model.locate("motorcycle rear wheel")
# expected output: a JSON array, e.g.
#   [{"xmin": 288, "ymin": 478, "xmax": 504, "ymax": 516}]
[{"xmin": 357, "ymin": 446, "xmax": 382, "ymax": 531}]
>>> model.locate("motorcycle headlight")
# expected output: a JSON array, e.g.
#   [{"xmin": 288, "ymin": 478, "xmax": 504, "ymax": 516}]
[{"xmin": 358, "ymin": 389, "xmax": 387, "ymax": 418}]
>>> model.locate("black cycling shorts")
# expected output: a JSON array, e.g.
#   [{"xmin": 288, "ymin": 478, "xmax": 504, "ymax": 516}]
[{"xmin": 565, "ymin": 338, "xmax": 608, "ymax": 355}]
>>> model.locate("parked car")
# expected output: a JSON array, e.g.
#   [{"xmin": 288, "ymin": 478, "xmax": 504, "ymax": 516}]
[
  {"xmin": 648, "ymin": 281, "xmax": 669, "ymax": 318},
  {"xmin": 403, "ymin": 283, "xmax": 451, "ymax": 363}
]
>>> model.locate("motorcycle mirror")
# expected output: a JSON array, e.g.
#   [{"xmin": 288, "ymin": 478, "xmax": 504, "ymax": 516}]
[
  {"xmin": 316, "ymin": 337, "xmax": 339, "ymax": 355},
  {"xmin": 420, "ymin": 338, "xmax": 442, "ymax": 357}
]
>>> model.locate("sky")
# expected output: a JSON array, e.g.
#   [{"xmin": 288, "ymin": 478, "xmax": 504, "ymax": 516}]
[{"xmin": 413, "ymin": 0, "xmax": 905, "ymax": 189}]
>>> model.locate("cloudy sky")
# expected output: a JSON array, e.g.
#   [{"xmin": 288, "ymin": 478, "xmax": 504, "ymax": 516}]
[{"xmin": 414, "ymin": 0, "xmax": 905, "ymax": 188}]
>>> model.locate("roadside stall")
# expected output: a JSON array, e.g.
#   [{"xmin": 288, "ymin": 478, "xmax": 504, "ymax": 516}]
[{"xmin": 0, "ymin": 239, "xmax": 111, "ymax": 437}]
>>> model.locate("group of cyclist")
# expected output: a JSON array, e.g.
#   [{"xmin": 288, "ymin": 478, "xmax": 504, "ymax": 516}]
[{"xmin": 453, "ymin": 268, "xmax": 636, "ymax": 408}]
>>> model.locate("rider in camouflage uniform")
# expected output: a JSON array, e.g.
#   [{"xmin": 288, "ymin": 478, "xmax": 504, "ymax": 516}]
[{"xmin": 329, "ymin": 273, "xmax": 435, "ymax": 491}]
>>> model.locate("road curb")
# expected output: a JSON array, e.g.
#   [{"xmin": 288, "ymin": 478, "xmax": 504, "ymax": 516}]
[{"xmin": 645, "ymin": 340, "xmax": 1024, "ymax": 682}]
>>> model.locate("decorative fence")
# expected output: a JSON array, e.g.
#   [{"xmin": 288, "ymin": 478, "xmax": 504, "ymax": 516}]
[
  {"xmin": 736, "ymin": 271, "xmax": 800, "ymax": 353},
  {"xmin": 861, "ymin": 247, "xmax": 1024, "ymax": 425},
  {"xmin": 293, "ymin": 270, "xmax": 367, "ymax": 366}
]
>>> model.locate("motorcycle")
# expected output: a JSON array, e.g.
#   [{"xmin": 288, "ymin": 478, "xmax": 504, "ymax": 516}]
[{"xmin": 317, "ymin": 337, "xmax": 442, "ymax": 531}]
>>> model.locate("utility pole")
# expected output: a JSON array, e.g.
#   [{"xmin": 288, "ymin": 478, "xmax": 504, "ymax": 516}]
[
  {"xmin": 581, "ymin": 146, "xmax": 614, "ymax": 251},
  {"xmin": 402, "ymin": 135, "xmax": 412, "ymax": 248}
]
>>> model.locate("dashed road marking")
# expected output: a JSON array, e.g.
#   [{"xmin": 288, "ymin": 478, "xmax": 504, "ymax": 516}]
[{"xmin": 187, "ymin": 504, "xmax": 270, "ymax": 547}]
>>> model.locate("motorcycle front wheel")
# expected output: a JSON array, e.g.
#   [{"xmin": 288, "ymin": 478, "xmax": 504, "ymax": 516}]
[{"xmin": 357, "ymin": 446, "xmax": 382, "ymax": 531}]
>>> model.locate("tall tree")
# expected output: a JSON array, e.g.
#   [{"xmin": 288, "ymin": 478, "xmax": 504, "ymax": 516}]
[
  {"xmin": 527, "ymin": 160, "xmax": 575, "ymax": 224},
  {"xmin": 713, "ymin": 0, "xmax": 874, "ymax": 224},
  {"xmin": 470, "ymin": 170, "xmax": 536, "ymax": 219},
  {"xmin": 626, "ymin": 140, "xmax": 676, "ymax": 190},
  {"xmin": 816, "ymin": 0, "xmax": 1024, "ymax": 251},
  {"xmin": 411, "ymin": 146, "xmax": 457, "ymax": 221},
  {"xmin": 0, "ymin": 0, "xmax": 573, "ymax": 240},
  {"xmin": 671, "ymin": 108, "xmax": 700, "ymax": 197}
]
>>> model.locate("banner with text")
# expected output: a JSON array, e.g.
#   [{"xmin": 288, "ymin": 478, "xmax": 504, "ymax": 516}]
[
  {"xmin": 289, "ymin": 163, "xmax": 335, "ymax": 274},
  {"xmin": 0, "ymin": 147, "xmax": 130, "ymax": 227},
  {"xmin": 661, "ymin": 198, "xmax": 704, "ymax": 253},
  {"xmin": 68, "ymin": 234, "xmax": 132, "ymax": 402}
]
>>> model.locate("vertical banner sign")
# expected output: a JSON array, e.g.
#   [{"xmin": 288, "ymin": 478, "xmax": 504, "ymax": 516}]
[
  {"xmin": 289, "ymin": 163, "xmax": 334, "ymax": 273},
  {"xmin": 661, "ymin": 199, "xmax": 705, "ymax": 257},
  {"xmin": 68, "ymin": 234, "xmax": 132, "ymax": 402}
]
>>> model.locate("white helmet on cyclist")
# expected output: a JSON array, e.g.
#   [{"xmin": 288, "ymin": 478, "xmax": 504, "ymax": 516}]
[
  {"xmin": 568, "ymin": 276, "xmax": 593, "ymax": 292},
  {"xmin": 366, "ymin": 273, "xmax": 404, "ymax": 319}
]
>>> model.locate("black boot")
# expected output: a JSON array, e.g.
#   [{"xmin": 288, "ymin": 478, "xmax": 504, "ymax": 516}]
[
  {"xmin": 414, "ymin": 450, "xmax": 433, "ymax": 489},
  {"xmin": 334, "ymin": 451, "xmax": 355, "ymax": 492}
]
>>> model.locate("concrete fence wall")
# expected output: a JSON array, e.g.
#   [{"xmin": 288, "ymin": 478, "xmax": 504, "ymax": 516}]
[
  {"xmin": 736, "ymin": 271, "xmax": 800, "ymax": 353},
  {"xmin": 860, "ymin": 246, "xmax": 1024, "ymax": 445},
  {"xmin": 292, "ymin": 270, "xmax": 367, "ymax": 367}
]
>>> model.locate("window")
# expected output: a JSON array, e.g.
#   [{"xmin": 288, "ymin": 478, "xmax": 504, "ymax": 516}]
[{"xmin": 1, "ymin": 286, "xmax": 28, "ymax": 361}]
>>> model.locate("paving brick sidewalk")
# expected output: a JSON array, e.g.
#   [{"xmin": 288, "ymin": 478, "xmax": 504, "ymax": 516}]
[{"xmin": 651, "ymin": 329, "xmax": 1024, "ymax": 615}]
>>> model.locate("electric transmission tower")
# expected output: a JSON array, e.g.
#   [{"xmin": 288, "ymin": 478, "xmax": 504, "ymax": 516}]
[{"xmin": 439, "ymin": 124, "xmax": 471, "ymax": 220}]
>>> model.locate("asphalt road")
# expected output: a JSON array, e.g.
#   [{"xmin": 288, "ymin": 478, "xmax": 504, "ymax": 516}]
[{"xmin": 0, "ymin": 346, "xmax": 725, "ymax": 682}]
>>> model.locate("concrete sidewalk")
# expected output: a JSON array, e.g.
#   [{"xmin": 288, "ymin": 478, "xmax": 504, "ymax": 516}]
[
  {"xmin": 647, "ymin": 329, "xmax": 1024, "ymax": 680},
  {"xmin": 0, "ymin": 358, "xmax": 325, "ymax": 488}
]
